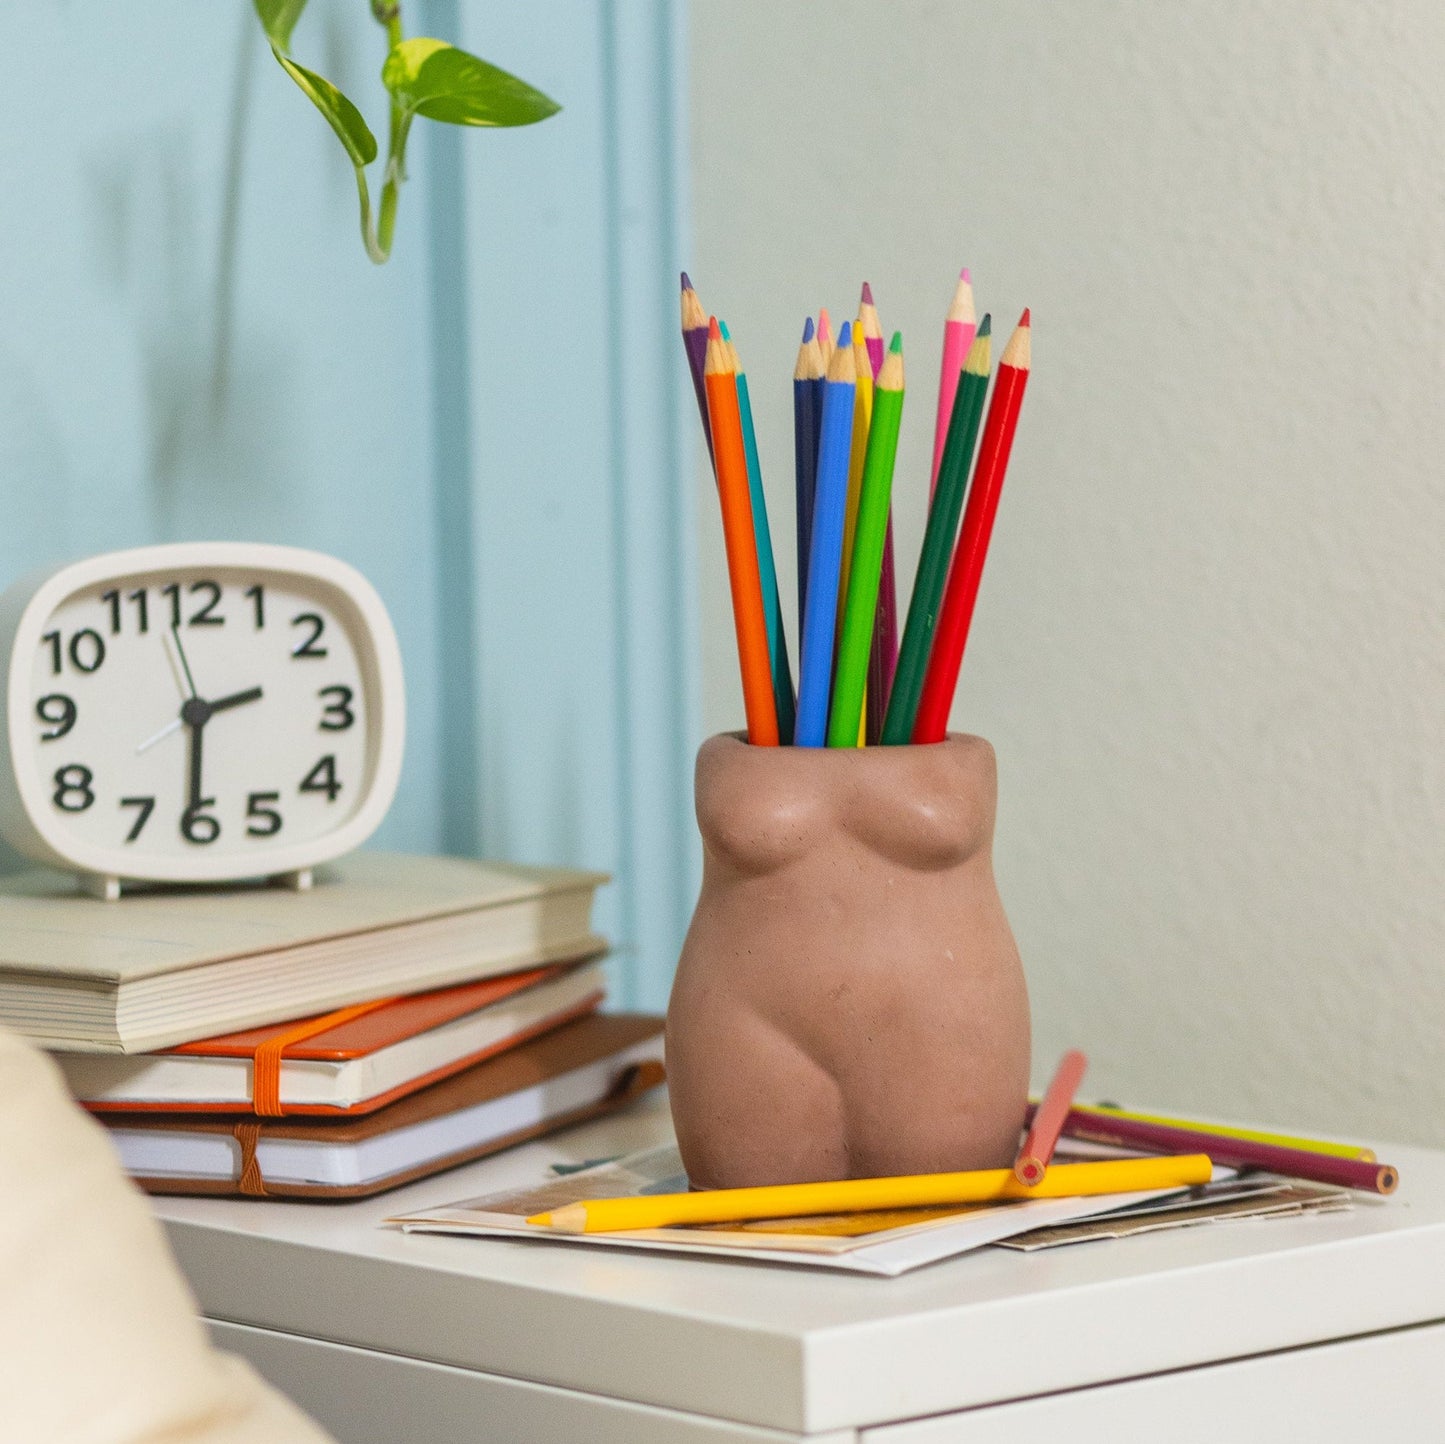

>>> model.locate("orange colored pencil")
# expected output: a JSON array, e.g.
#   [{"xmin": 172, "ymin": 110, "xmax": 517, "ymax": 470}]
[
  {"xmin": 703, "ymin": 318, "xmax": 780, "ymax": 746},
  {"xmin": 1014, "ymin": 1048, "xmax": 1087, "ymax": 1185}
]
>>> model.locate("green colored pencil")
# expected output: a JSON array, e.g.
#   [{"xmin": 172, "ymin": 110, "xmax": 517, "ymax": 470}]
[
  {"xmin": 722, "ymin": 322, "xmax": 796, "ymax": 743},
  {"xmin": 828, "ymin": 334, "xmax": 905, "ymax": 747},
  {"xmin": 881, "ymin": 315, "xmax": 992, "ymax": 745}
]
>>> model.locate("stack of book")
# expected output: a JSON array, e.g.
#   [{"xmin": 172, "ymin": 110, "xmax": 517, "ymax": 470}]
[{"xmin": 0, "ymin": 853, "xmax": 664, "ymax": 1199}]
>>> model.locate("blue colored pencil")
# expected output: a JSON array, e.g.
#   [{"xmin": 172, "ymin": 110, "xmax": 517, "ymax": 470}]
[
  {"xmin": 793, "ymin": 318, "xmax": 824, "ymax": 642},
  {"xmin": 722, "ymin": 321, "xmax": 796, "ymax": 744},
  {"xmin": 795, "ymin": 323, "xmax": 858, "ymax": 746}
]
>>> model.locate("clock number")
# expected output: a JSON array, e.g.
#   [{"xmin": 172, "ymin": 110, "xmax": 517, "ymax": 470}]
[
  {"xmin": 299, "ymin": 754, "xmax": 341, "ymax": 802},
  {"xmin": 41, "ymin": 630, "xmax": 106, "ymax": 674},
  {"xmin": 318, "ymin": 685, "xmax": 355, "ymax": 731},
  {"xmin": 188, "ymin": 580, "xmax": 223, "ymax": 626},
  {"xmin": 180, "ymin": 801, "xmax": 221, "ymax": 845},
  {"xmin": 245, "ymin": 791, "xmax": 283, "ymax": 837},
  {"xmin": 244, "ymin": 585, "xmax": 265, "ymax": 630},
  {"xmin": 164, "ymin": 580, "xmax": 223, "ymax": 628},
  {"xmin": 101, "ymin": 588, "xmax": 148, "ymax": 634},
  {"xmin": 35, "ymin": 694, "xmax": 76, "ymax": 741},
  {"xmin": 119, "ymin": 795, "xmax": 155, "ymax": 843},
  {"xmin": 69, "ymin": 629, "xmax": 105, "ymax": 674},
  {"xmin": 53, "ymin": 764, "xmax": 95, "ymax": 813},
  {"xmin": 291, "ymin": 613, "xmax": 328, "ymax": 659}
]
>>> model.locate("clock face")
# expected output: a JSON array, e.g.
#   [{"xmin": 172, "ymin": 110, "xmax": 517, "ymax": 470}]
[{"xmin": 17, "ymin": 564, "xmax": 382, "ymax": 869}]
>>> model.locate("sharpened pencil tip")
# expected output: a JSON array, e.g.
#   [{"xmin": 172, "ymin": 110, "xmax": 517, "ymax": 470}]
[
  {"xmin": 888, "ymin": 331, "xmax": 902, "ymax": 353},
  {"xmin": 960, "ymin": 267, "xmax": 971, "ymax": 282},
  {"xmin": 837, "ymin": 320, "xmax": 853, "ymax": 347},
  {"xmin": 802, "ymin": 316, "xmax": 815, "ymax": 342},
  {"xmin": 1019, "ymin": 307, "xmax": 1031, "ymax": 326},
  {"xmin": 718, "ymin": 318, "xmax": 732, "ymax": 342},
  {"xmin": 708, "ymin": 316, "xmax": 721, "ymax": 340},
  {"xmin": 861, "ymin": 280, "xmax": 875, "ymax": 306},
  {"xmin": 680, "ymin": 271, "xmax": 692, "ymax": 291},
  {"xmin": 977, "ymin": 314, "xmax": 992, "ymax": 337}
]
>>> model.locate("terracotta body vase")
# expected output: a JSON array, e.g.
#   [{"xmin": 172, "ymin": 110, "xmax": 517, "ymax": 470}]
[{"xmin": 666, "ymin": 733, "xmax": 1030, "ymax": 1190}]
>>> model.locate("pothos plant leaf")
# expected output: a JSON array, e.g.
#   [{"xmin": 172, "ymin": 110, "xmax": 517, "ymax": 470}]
[
  {"xmin": 381, "ymin": 38, "xmax": 561, "ymax": 128},
  {"xmin": 254, "ymin": 0, "xmax": 309, "ymax": 54},
  {"xmin": 273, "ymin": 52, "xmax": 378, "ymax": 168}
]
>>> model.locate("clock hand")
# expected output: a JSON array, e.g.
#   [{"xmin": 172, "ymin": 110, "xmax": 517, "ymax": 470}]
[
  {"xmin": 136, "ymin": 717, "xmax": 184, "ymax": 754},
  {"xmin": 168, "ymin": 624, "xmax": 199, "ymax": 700},
  {"xmin": 183, "ymin": 703, "xmax": 207, "ymax": 814},
  {"xmin": 207, "ymin": 686, "xmax": 263, "ymax": 715}
]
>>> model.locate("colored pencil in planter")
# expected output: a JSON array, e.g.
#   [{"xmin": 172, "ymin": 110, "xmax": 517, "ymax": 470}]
[
  {"xmin": 858, "ymin": 280, "xmax": 885, "ymax": 380},
  {"xmin": 1054, "ymin": 1109, "xmax": 1398, "ymax": 1196},
  {"xmin": 1014, "ymin": 1048, "xmax": 1087, "ymax": 1186},
  {"xmin": 702, "ymin": 318, "xmax": 779, "ymax": 746},
  {"xmin": 793, "ymin": 318, "xmax": 824, "ymax": 640},
  {"xmin": 527, "ymin": 1153, "xmax": 1216, "ymax": 1233},
  {"xmin": 816, "ymin": 307, "xmax": 836, "ymax": 371},
  {"xmin": 722, "ymin": 321, "xmax": 796, "ymax": 744},
  {"xmin": 795, "ymin": 324, "xmax": 858, "ymax": 747},
  {"xmin": 838, "ymin": 322, "xmax": 876, "ymax": 739},
  {"xmin": 913, "ymin": 309, "xmax": 1032, "ymax": 744},
  {"xmin": 930, "ymin": 268, "xmax": 976, "ymax": 495},
  {"xmin": 880, "ymin": 316, "xmax": 992, "ymax": 745},
  {"xmin": 829, "ymin": 334, "xmax": 905, "ymax": 747},
  {"xmin": 680, "ymin": 273, "xmax": 712, "ymax": 458}
]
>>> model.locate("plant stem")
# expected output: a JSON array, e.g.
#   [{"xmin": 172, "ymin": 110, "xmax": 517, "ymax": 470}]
[{"xmin": 370, "ymin": 0, "xmax": 407, "ymax": 264}]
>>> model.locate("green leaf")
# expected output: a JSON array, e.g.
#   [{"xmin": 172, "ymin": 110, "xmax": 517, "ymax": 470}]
[
  {"xmin": 271, "ymin": 50, "xmax": 378, "ymax": 167},
  {"xmin": 253, "ymin": 0, "xmax": 308, "ymax": 53},
  {"xmin": 381, "ymin": 38, "xmax": 561, "ymax": 128}
]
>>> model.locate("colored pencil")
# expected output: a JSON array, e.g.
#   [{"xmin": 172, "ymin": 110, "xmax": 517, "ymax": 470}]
[
  {"xmin": 527, "ymin": 1153, "xmax": 1215, "ymax": 1233},
  {"xmin": 913, "ymin": 309, "xmax": 1031, "ymax": 744},
  {"xmin": 866, "ymin": 522, "xmax": 900, "ymax": 745},
  {"xmin": 723, "ymin": 321, "xmax": 796, "ymax": 744},
  {"xmin": 1054, "ymin": 1110, "xmax": 1398, "ymax": 1195},
  {"xmin": 837, "ymin": 321, "xmax": 875, "ymax": 673},
  {"xmin": 829, "ymin": 334, "xmax": 904, "ymax": 747},
  {"xmin": 1014, "ymin": 1049, "xmax": 1087, "ymax": 1186},
  {"xmin": 816, "ymin": 307, "xmax": 835, "ymax": 372},
  {"xmin": 793, "ymin": 318, "xmax": 824, "ymax": 641},
  {"xmin": 858, "ymin": 280, "xmax": 884, "ymax": 380},
  {"xmin": 795, "ymin": 324, "xmax": 858, "ymax": 747},
  {"xmin": 702, "ymin": 318, "xmax": 779, "ymax": 746},
  {"xmin": 1055, "ymin": 1104, "xmax": 1377, "ymax": 1163},
  {"xmin": 930, "ymin": 268, "xmax": 976, "ymax": 495},
  {"xmin": 880, "ymin": 317, "xmax": 992, "ymax": 745},
  {"xmin": 680, "ymin": 273, "xmax": 712, "ymax": 458}
]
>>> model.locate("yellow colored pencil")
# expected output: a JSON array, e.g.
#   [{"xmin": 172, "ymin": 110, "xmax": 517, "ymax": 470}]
[
  {"xmin": 1064, "ymin": 1103, "xmax": 1376, "ymax": 1162},
  {"xmin": 839, "ymin": 321, "xmax": 875, "ymax": 744},
  {"xmin": 528, "ymin": 1153, "xmax": 1214, "ymax": 1233}
]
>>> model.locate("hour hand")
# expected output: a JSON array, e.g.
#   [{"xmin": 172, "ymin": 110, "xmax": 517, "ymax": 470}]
[{"xmin": 209, "ymin": 686, "xmax": 263, "ymax": 715}]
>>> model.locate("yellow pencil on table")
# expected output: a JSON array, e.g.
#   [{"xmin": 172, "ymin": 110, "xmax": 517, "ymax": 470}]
[
  {"xmin": 527, "ymin": 1153, "xmax": 1213, "ymax": 1233},
  {"xmin": 1063, "ymin": 1103, "xmax": 1376, "ymax": 1162}
]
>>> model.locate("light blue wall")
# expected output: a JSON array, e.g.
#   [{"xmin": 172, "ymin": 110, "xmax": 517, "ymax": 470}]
[{"xmin": 0, "ymin": 1, "xmax": 700, "ymax": 1009}]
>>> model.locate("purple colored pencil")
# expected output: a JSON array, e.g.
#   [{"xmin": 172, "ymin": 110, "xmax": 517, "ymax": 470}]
[
  {"xmin": 1051, "ymin": 1108, "xmax": 1399, "ymax": 1195},
  {"xmin": 859, "ymin": 280, "xmax": 885, "ymax": 380},
  {"xmin": 793, "ymin": 317, "xmax": 824, "ymax": 640},
  {"xmin": 680, "ymin": 273, "xmax": 712, "ymax": 458}
]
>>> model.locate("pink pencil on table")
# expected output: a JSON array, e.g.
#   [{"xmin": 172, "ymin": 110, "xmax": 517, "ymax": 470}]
[
  {"xmin": 1014, "ymin": 1048, "xmax": 1088, "ymax": 1185},
  {"xmin": 929, "ymin": 268, "xmax": 977, "ymax": 497}
]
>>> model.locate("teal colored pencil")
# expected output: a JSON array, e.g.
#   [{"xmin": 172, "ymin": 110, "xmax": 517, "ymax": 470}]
[
  {"xmin": 722, "ymin": 322, "xmax": 795, "ymax": 743},
  {"xmin": 882, "ymin": 316, "xmax": 992, "ymax": 744}
]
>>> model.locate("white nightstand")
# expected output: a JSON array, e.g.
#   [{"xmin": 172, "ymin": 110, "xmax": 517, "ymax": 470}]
[{"xmin": 152, "ymin": 1093, "xmax": 1445, "ymax": 1442}]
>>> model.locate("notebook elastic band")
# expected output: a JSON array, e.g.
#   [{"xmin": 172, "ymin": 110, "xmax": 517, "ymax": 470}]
[
  {"xmin": 234, "ymin": 1120, "xmax": 267, "ymax": 1197},
  {"xmin": 251, "ymin": 996, "xmax": 400, "ymax": 1116}
]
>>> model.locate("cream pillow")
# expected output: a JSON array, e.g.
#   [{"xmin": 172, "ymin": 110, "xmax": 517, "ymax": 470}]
[{"xmin": 0, "ymin": 1025, "xmax": 334, "ymax": 1444}]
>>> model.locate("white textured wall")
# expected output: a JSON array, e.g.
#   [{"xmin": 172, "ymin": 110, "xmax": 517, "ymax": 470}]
[{"xmin": 690, "ymin": 2, "xmax": 1445, "ymax": 1146}]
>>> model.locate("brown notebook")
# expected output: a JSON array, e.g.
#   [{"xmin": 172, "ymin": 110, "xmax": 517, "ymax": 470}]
[{"xmin": 99, "ymin": 1014, "xmax": 665, "ymax": 1201}]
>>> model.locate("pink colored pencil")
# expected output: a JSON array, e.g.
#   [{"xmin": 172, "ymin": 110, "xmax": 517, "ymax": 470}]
[
  {"xmin": 859, "ymin": 282, "xmax": 885, "ymax": 379},
  {"xmin": 816, "ymin": 307, "xmax": 836, "ymax": 372},
  {"xmin": 929, "ymin": 268, "xmax": 977, "ymax": 497},
  {"xmin": 1014, "ymin": 1049, "xmax": 1088, "ymax": 1185}
]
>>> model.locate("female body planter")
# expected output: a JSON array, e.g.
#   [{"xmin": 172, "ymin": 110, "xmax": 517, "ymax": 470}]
[{"xmin": 666, "ymin": 733, "xmax": 1030, "ymax": 1190}]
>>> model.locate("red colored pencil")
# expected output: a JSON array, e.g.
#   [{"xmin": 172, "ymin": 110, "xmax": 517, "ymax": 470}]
[
  {"xmin": 1014, "ymin": 1048, "xmax": 1087, "ymax": 1185},
  {"xmin": 858, "ymin": 281, "xmax": 884, "ymax": 380},
  {"xmin": 703, "ymin": 318, "xmax": 780, "ymax": 746},
  {"xmin": 912, "ymin": 309, "xmax": 1032, "ymax": 743}
]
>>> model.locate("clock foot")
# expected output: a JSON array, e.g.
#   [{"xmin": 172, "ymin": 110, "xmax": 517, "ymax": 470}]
[
  {"xmin": 80, "ymin": 873, "xmax": 122, "ymax": 902},
  {"xmin": 275, "ymin": 867, "xmax": 314, "ymax": 892}
]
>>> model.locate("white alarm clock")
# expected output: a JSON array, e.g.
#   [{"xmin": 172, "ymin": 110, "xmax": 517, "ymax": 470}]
[{"xmin": 0, "ymin": 542, "xmax": 405, "ymax": 899}]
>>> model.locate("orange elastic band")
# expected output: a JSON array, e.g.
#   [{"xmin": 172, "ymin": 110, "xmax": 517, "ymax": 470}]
[{"xmin": 250, "ymin": 996, "xmax": 399, "ymax": 1117}]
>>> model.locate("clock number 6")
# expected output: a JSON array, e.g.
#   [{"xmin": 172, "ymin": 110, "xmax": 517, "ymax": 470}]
[
  {"xmin": 180, "ymin": 802, "xmax": 221, "ymax": 846},
  {"xmin": 318, "ymin": 685, "xmax": 354, "ymax": 731}
]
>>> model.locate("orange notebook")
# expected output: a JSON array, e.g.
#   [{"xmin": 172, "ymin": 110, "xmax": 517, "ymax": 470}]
[
  {"xmin": 99, "ymin": 1013, "xmax": 666, "ymax": 1201},
  {"xmin": 59, "ymin": 959, "xmax": 606, "ymax": 1117}
]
